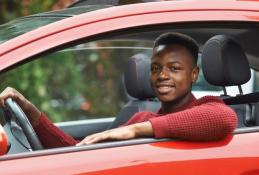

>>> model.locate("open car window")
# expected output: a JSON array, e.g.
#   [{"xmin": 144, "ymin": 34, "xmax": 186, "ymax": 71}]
[
  {"xmin": 0, "ymin": 37, "xmax": 257, "ymax": 123},
  {"xmin": 0, "ymin": 22, "xmax": 259, "ymax": 158},
  {"xmin": 0, "ymin": 39, "xmax": 153, "ymax": 122}
]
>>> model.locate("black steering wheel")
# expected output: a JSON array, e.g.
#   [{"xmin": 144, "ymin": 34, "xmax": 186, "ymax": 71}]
[{"xmin": 5, "ymin": 98, "xmax": 43, "ymax": 150}]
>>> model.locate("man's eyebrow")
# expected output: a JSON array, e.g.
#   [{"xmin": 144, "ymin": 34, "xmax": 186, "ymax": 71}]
[
  {"xmin": 167, "ymin": 61, "xmax": 182, "ymax": 64},
  {"xmin": 151, "ymin": 61, "xmax": 182, "ymax": 65},
  {"xmin": 151, "ymin": 62, "xmax": 159, "ymax": 64}
]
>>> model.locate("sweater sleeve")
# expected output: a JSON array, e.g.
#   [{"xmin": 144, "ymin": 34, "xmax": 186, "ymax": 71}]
[
  {"xmin": 124, "ymin": 111, "xmax": 158, "ymax": 126},
  {"xmin": 149, "ymin": 100, "xmax": 238, "ymax": 141},
  {"xmin": 34, "ymin": 113, "xmax": 78, "ymax": 148}
]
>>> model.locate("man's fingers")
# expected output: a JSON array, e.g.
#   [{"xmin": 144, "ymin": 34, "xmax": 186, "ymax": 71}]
[
  {"xmin": 0, "ymin": 87, "xmax": 17, "ymax": 101},
  {"xmin": 0, "ymin": 87, "xmax": 27, "ymax": 110},
  {"xmin": 87, "ymin": 137, "xmax": 103, "ymax": 144},
  {"xmin": 75, "ymin": 126, "xmax": 138, "ymax": 147},
  {"xmin": 0, "ymin": 91, "xmax": 12, "ymax": 108},
  {"xmin": 76, "ymin": 134, "xmax": 97, "ymax": 146},
  {"xmin": 76, "ymin": 137, "xmax": 96, "ymax": 146},
  {"xmin": 84, "ymin": 134, "xmax": 104, "ymax": 145},
  {"xmin": 0, "ymin": 99, "xmax": 6, "ymax": 108},
  {"xmin": 76, "ymin": 133, "xmax": 108, "ymax": 146}
]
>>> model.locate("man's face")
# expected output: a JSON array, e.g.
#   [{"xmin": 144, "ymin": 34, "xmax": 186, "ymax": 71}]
[{"xmin": 150, "ymin": 44, "xmax": 198, "ymax": 103}]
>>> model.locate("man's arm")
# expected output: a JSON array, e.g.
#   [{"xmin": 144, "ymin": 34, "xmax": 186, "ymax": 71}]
[
  {"xmin": 0, "ymin": 87, "xmax": 41, "ymax": 126},
  {"xmin": 34, "ymin": 113, "xmax": 78, "ymax": 148},
  {"xmin": 149, "ymin": 101, "xmax": 237, "ymax": 141},
  {"xmin": 76, "ymin": 121, "xmax": 153, "ymax": 146},
  {"xmin": 0, "ymin": 87, "xmax": 78, "ymax": 148},
  {"xmin": 77, "ymin": 98, "xmax": 237, "ymax": 145}
]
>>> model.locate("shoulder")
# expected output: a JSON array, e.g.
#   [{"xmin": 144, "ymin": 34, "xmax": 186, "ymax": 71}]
[
  {"xmin": 126, "ymin": 111, "xmax": 157, "ymax": 125},
  {"xmin": 193, "ymin": 95, "xmax": 236, "ymax": 116},
  {"xmin": 190, "ymin": 95, "xmax": 233, "ymax": 111},
  {"xmin": 194, "ymin": 95, "xmax": 224, "ymax": 105},
  {"xmin": 132, "ymin": 111, "xmax": 157, "ymax": 120}
]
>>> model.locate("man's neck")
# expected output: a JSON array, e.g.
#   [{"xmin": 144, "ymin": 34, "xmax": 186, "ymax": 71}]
[{"xmin": 161, "ymin": 92, "xmax": 193, "ymax": 114}]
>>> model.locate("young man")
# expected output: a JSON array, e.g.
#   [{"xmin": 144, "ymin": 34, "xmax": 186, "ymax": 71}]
[{"xmin": 0, "ymin": 33, "xmax": 237, "ymax": 148}]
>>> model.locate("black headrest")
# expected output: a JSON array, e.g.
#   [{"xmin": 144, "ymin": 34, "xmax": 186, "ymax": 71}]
[
  {"xmin": 124, "ymin": 54, "xmax": 156, "ymax": 99},
  {"xmin": 202, "ymin": 35, "xmax": 251, "ymax": 86}
]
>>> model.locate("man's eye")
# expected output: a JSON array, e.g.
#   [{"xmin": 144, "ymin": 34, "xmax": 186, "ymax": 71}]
[
  {"xmin": 170, "ymin": 66, "xmax": 181, "ymax": 71},
  {"xmin": 151, "ymin": 65, "xmax": 161, "ymax": 73}
]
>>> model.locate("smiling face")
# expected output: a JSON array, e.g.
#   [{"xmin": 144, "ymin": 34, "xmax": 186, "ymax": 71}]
[{"xmin": 150, "ymin": 44, "xmax": 199, "ymax": 109}]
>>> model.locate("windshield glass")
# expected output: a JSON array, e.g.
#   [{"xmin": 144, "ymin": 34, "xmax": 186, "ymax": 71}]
[{"xmin": 0, "ymin": 5, "xmax": 109, "ymax": 44}]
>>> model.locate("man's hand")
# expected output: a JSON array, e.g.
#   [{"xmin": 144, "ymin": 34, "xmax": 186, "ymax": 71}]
[
  {"xmin": 76, "ymin": 121, "xmax": 154, "ymax": 146},
  {"xmin": 0, "ymin": 87, "xmax": 41, "ymax": 126}
]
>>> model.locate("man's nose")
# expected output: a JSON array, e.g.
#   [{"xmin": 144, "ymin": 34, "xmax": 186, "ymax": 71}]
[{"xmin": 158, "ymin": 67, "xmax": 170, "ymax": 79}]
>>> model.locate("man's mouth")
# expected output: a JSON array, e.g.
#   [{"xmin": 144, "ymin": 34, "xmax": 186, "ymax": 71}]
[{"xmin": 156, "ymin": 84, "xmax": 175, "ymax": 94}]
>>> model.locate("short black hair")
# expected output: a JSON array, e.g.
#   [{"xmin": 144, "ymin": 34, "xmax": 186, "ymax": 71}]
[{"xmin": 153, "ymin": 32, "xmax": 199, "ymax": 64}]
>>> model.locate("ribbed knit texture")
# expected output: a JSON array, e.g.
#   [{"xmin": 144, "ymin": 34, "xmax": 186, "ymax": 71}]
[
  {"xmin": 126, "ymin": 95, "xmax": 237, "ymax": 141},
  {"xmin": 34, "ymin": 113, "xmax": 78, "ymax": 148},
  {"xmin": 34, "ymin": 95, "xmax": 237, "ymax": 148}
]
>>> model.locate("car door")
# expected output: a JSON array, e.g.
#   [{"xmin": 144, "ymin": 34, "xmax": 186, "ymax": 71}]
[
  {"xmin": 1, "ymin": 132, "xmax": 259, "ymax": 175},
  {"xmin": 1, "ymin": 1, "xmax": 259, "ymax": 174}
]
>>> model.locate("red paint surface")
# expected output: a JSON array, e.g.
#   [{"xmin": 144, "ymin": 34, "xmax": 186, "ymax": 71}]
[
  {"xmin": 0, "ymin": 0, "xmax": 259, "ymax": 174},
  {"xmin": 1, "ymin": 132, "xmax": 259, "ymax": 174},
  {"xmin": 0, "ymin": 1, "xmax": 259, "ymax": 71},
  {"xmin": 0, "ymin": 125, "xmax": 8, "ymax": 155}
]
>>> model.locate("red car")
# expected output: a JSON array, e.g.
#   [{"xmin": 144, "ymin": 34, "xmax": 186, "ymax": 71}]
[{"xmin": 1, "ymin": 1, "xmax": 259, "ymax": 174}]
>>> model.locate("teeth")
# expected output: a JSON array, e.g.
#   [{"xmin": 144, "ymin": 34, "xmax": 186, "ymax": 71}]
[{"xmin": 157, "ymin": 86, "xmax": 173, "ymax": 93}]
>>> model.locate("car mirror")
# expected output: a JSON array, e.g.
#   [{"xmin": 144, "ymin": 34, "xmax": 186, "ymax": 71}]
[{"xmin": 0, "ymin": 124, "xmax": 8, "ymax": 155}]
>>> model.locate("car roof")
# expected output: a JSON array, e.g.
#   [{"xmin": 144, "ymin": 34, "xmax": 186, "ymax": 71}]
[
  {"xmin": 0, "ymin": 5, "xmax": 111, "ymax": 44},
  {"xmin": 0, "ymin": 0, "xmax": 259, "ymax": 71},
  {"xmin": 68, "ymin": 0, "xmax": 166, "ymax": 8},
  {"xmin": 1, "ymin": 0, "xmax": 259, "ymax": 45}
]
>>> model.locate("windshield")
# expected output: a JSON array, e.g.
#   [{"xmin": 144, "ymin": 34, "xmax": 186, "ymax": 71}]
[{"xmin": 0, "ymin": 5, "xmax": 109, "ymax": 44}]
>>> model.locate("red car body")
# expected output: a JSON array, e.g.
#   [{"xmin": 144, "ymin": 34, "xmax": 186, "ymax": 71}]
[{"xmin": 0, "ymin": 1, "xmax": 259, "ymax": 174}]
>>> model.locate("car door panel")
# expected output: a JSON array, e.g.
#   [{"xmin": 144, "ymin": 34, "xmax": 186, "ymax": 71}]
[{"xmin": 1, "ymin": 131, "xmax": 259, "ymax": 175}]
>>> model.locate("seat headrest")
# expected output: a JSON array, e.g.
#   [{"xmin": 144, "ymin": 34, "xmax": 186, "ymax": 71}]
[
  {"xmin": 202, "ymin": 35, "xmax": 251, "ymax": 86},
  {"xmin": 124, "ymin": 54, "xmax": 156, "ymax": 99}
]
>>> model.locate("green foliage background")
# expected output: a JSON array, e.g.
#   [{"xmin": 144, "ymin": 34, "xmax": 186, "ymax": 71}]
[
  {"xmin": 0, "ymin": 1, "xmax": 153, "ymax": 123},
  {"xmin": 0, "ymin": 0, "xmax": 73, "ymax": 125},
  {"xmin": 0, "ymin": 0, "xmax": 68, "ymax": 24},
  {"xmin": 0, "ymin": 41, "xmax": 151, "ymax": 122}
]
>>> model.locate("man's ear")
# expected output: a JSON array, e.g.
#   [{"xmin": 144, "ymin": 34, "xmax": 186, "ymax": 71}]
[{"xmin": 191, "ymin": 66, "xmax": 199, "ymax": 83}]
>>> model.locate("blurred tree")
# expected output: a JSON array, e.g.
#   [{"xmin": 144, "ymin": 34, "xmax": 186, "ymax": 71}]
[
  {"xmin": 0, "ymin": 0, "xmax": 153, "ymax": 123},
  {"xmin": 0, "ymin": 0, "xmax": 75, "ymax": 24}
]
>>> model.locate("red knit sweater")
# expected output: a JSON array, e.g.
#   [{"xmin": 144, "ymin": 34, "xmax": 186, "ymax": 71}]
[{"xmin": 34, "ymin": 95, "xmax": 237, "ymax": 148}]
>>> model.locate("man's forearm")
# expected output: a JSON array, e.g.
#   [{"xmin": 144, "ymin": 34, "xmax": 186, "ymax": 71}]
[
  {"xmin": 131, "ymin": 121, "xmax": 154, "ymax": 137},
  {"xmin": 23, "ymin": 101, "xmax": 41, "ymax": 127}
]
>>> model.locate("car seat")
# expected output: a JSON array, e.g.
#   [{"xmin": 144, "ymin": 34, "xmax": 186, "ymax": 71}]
[
  {"xmin": 108, "ymin": 53, "xmax": 161, "ymax": 129},
  {"xmin": 202, "ymin": 34, "xmax": 259, "ymax": 127}
]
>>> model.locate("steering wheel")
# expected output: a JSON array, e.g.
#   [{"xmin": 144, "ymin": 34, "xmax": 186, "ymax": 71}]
[{"xmin": 5, "ymin": 98, "xmax": 43, "ymax": 150}]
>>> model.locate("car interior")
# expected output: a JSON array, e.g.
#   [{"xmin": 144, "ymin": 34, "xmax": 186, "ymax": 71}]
[
  {"xmin": 109, "ymin": 34, "xmax": 259, "ymax": 130},
  {"xmin": 57, "ymin": 24, "xmax": 259, "ymax": 138},
  {"xmin": 1, "ymin": 23, "xmax": 259, "ymax": 157},
  {"xmin": 201, "ymin": 34, "xmax": 259, "ymax": 127}
]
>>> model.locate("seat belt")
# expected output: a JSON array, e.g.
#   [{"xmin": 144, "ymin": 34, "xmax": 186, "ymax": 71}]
[{"xmin": 223, "ymin": 92, "xmax": 259, "ymax": 105}]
